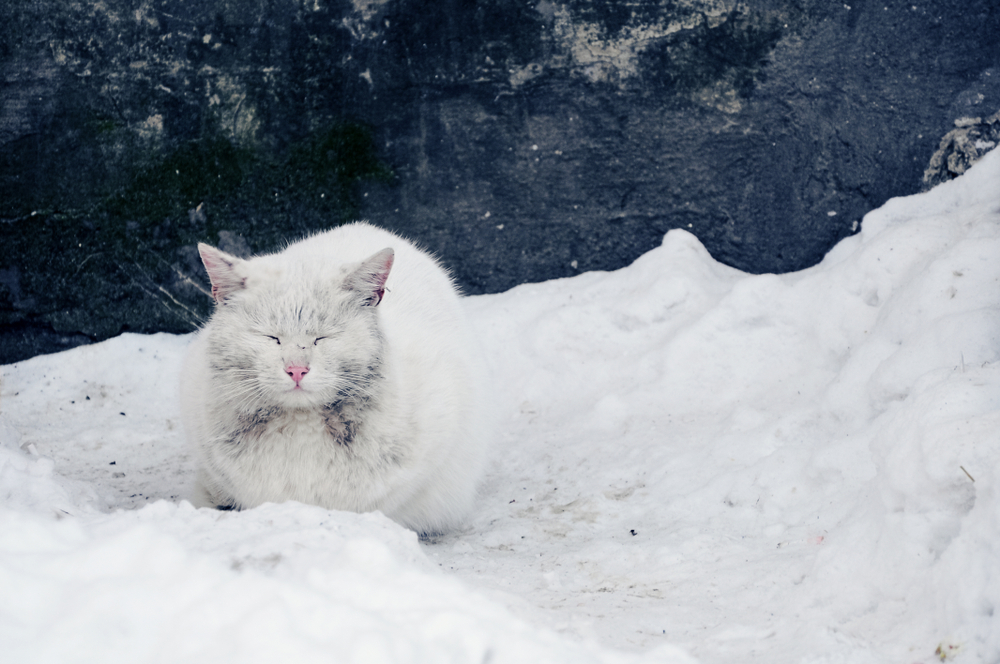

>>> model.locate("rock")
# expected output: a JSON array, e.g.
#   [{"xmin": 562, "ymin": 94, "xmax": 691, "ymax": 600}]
[
  {"xmin": 923, "ymin": 110, "xmax": 1000, "ymax": 188},
  {"xmin": 1, "ymin": 0, "xmax": 999, "ymax": 363}
]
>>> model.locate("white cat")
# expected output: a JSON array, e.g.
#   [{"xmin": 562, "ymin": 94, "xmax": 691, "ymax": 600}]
[{"xmin": 179, "ymin": 222, "xmax": 491, "ymax": 534}]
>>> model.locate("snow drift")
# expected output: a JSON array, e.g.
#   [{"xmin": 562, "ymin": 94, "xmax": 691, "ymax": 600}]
[{"xmin": 3, "ymin": 148, "xmax": 999, "ymax": 663}]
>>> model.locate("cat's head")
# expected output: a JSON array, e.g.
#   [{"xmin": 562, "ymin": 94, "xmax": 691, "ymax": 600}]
[{"xmin": 196, "ymin": 242, "xmax": 393, "ymax": 410}]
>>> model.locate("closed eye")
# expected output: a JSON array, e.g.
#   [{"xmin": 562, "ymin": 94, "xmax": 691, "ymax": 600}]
[
  {"xmin": 313, "ymin": 337, "xmax": 326, "ymax": 345},
  {"xmin": 265, "ymin": 335, "xmax": 281, "ymax": 345}
]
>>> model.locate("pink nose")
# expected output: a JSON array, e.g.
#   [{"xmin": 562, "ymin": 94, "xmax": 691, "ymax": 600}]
[{"xmin": 286, "ymin": 365, "xmax": 309, "ymax": 384}]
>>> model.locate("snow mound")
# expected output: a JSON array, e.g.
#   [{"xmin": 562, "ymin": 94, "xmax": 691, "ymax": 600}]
[{"xmin": 3, "ymin": 148, "xmax": 999, "ymax": 663}]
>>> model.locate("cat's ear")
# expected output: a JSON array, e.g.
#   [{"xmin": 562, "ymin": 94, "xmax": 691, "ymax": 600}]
[
  {"xmin": 198, "ymin": 243, "xmax": 246, "ymax": 304},
  {"xmin": 344, "ymin": 248, "xmax": 394, "ymax": 307}
]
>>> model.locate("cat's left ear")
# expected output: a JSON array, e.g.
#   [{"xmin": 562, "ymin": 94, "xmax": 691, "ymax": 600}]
[{"xmin": 345, "ymin": 248, "xmax": 394, "ymax": 307}]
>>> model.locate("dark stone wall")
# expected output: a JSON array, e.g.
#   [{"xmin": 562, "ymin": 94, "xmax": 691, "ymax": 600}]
[{"xmin": 2, "ymin": 0, "xmax": 999, "ymax": 363}]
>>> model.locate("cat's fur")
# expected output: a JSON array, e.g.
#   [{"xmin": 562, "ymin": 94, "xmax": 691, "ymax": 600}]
[{"xmin": 179, "ymin": 222, "xmax": 491, "ymax": 534}]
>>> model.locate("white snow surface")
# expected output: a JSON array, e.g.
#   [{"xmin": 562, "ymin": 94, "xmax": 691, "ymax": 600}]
[{"xmin": 3, "ymin": 149, "xmax": 1000, "ymax": 664}]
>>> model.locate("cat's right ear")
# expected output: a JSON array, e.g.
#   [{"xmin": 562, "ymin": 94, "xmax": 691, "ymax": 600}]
[{"xmin": 198, "ymin": 243, "xmax": 246, "ymax": 304}]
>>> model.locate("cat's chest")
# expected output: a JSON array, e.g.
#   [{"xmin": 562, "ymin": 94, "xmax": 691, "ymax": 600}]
[
  {"xmin": 218, "ymin": 406, "xmax": 391, "ymax": 509},
  {"xmin": 231, "ymin": 406, "xmax": 360, "ymax": 460},
  {"xmin": 268, "ymin": 408, "xmax": 329, "ymax": 442}
]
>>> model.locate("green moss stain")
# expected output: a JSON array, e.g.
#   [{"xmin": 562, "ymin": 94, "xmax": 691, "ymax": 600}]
[
  {"xmin": 107, "ymin": 137, "xmax": 247, "ymax": 224},
  {"xmin": 1, "ymin": 121, "xmax": 392, "ymax": 341},
  {"xmin": 289, "ymin": 124, "xmax": 394, "ymax": 197}
]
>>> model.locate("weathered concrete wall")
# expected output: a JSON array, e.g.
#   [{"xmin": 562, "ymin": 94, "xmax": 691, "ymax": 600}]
[{"xmin": 2, "ymin": 0, "xmax": 999, "ymax": 362}]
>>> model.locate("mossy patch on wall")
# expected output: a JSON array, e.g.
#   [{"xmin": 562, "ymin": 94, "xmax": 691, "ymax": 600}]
[
  {"xmin": 101, "ymin": 121, "xmax": 391, "ymax": 248},
  {"xmin": 1, "ymin": 117, "xmax": 392, "ymax": 357}
]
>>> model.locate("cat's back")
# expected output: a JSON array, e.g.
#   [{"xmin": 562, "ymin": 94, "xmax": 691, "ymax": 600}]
[
  {"xmin": 283, "ymin": 222, "xmax": 457, "ymax": 301},
  {"xmin": 283, "ymin": 222, "xmax": 467, "ymax": 351}
]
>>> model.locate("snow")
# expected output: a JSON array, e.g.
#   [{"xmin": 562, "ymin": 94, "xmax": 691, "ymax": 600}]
[{"xmin": 3, "ymin": 148, "xmax": 1000, "ymax": 664}]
